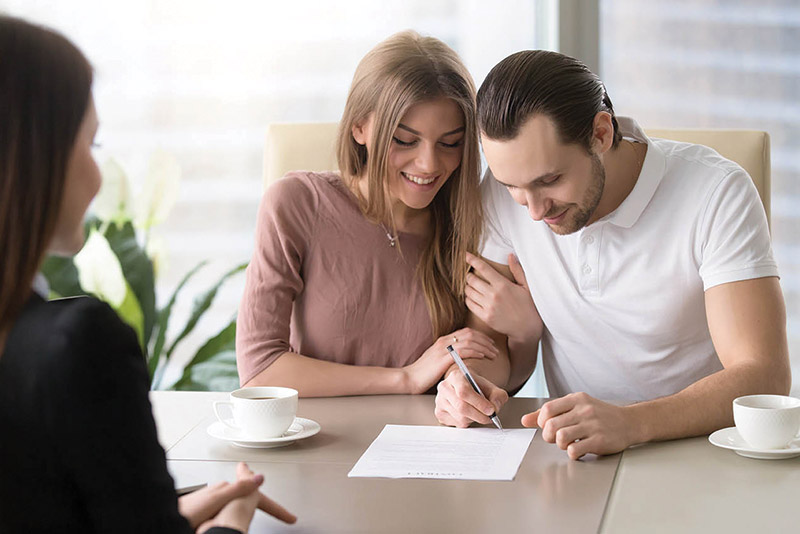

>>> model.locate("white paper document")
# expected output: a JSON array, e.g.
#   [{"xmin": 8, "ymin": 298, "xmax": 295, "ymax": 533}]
[{"xmin": 348, "ymin": 424, "xmax": 536, "ymax": 480}]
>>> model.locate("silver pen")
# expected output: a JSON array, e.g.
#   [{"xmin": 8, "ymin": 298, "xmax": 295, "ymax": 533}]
[{"xmin": 446, "ymin": 345, "xmax": 504, "ymax": 431}]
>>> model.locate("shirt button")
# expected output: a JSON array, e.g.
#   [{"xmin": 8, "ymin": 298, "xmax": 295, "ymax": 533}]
[
  {"xmin": 584, "ymin": 235, "xmax": 595, "ymax": 244},
  {"xmin": 582, "ymin": 264, "xmax": 592, "ymax": 274}
]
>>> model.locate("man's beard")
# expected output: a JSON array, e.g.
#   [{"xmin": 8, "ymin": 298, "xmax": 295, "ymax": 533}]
[{"xmin": 546, "ymin": 153, "xmax": 605, "ymax": 235}]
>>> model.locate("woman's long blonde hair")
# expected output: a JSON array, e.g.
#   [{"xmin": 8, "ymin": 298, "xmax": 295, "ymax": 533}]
[{"xmin": 336, "ymin": 30, "xmax": 483, "ymax": 338}]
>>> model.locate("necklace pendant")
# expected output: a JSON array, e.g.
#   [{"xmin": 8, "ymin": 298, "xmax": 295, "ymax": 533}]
[{"xmin": 380, "ymin": 223, "xmax": 398, "ymax": 247}]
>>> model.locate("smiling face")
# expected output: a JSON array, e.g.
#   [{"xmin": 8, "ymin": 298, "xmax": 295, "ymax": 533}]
[
  {"xmin": 49, "ymin": 97, "xmax": 102, "ymax": 255},
  {"xmin": 353, "ymin": 97, "xmax": 465, "ymax": 216},
  {"xmin": 481, "ymin": 114, "xmax": 605, "ymax": 235}
]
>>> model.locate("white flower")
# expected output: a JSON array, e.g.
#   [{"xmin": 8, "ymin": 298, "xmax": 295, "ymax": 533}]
[
  {"xmin": 134, "ymin": 149, "xmax": 181, "ymax": 231},
  {"xmin": 93, "ymin": 158, "xmax": 131, "ymax": 222},
  {"xmin": 146, "ymin": 233, "xmax": 169, "ymax": 280},
  {"xmin": 74, "ymin": 229, "xmax": 127, "ymax": 307}
]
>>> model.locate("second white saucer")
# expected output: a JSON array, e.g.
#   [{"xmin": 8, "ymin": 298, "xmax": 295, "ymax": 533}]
[
  {"xmin": 208, "ymin": 417, "xmax": 321, "ymax": 448},
  {"xmin": 708, "ymin": 427, "xmax": 800, "ymax": 460}
]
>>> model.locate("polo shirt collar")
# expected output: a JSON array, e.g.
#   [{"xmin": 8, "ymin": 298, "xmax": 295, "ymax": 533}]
[{"xmin": 602, "ymin": 116, "xmax": 667, "ymax": 229}]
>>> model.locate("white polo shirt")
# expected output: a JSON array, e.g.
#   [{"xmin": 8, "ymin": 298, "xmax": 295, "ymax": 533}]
[{"xmin": 481, "ymin": 117, "xmax": 778, "ymax": 401}]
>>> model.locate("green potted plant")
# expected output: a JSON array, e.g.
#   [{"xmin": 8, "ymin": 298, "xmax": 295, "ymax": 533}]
[{"xmin": 42, "ymin": 150, "xmax": 244, "ymax": 391}]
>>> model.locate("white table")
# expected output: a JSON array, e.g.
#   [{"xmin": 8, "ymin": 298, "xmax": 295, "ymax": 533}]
[{"xmin": 151, "ymin": 391, "xmax": 800, "ymax": 533}]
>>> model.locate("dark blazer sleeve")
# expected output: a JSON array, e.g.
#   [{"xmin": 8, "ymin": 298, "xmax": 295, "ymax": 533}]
[{"xmin": 45, "ymin": 298, "xmax": 195, "ymax": 533}]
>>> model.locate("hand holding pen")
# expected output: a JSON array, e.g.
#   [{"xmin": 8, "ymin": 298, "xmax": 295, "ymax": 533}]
[{"xmin": 433, "ymin": 344, "xmax": 509, "ymax": 429}]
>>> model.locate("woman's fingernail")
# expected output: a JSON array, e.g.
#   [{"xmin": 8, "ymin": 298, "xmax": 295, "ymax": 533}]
[{"xmin": 253, "ymin": 474, "xmax": 264, "ymax": 485}]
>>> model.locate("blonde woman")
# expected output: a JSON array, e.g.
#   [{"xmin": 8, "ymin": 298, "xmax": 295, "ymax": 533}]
[{"xmin": 237, "ymin": 31, "xmax": 507, "ymax": 396}]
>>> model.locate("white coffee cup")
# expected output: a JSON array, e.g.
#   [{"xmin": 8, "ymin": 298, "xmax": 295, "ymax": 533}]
[
  {"xmin": 213, "ymin": 386, "xmax": 298, "ymax": 439},
  {"xmin": 733, "ymin": 394, "xmax": 800, "ymax": 450}
]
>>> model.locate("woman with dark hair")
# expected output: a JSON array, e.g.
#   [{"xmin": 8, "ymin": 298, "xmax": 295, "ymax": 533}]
[{"xmin": 0, "ymin": 16, "xmax": 295, "ymax": 533}]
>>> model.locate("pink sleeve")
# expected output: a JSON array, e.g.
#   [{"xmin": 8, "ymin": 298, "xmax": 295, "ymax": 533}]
[{"xmin": 235, "ymin": 173, "xmax": 318, "ymax": 385}]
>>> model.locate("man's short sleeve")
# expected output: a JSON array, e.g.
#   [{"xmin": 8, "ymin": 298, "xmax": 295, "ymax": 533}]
[
  {"xmin": 697, "ymin": 168, "xmax": 778, "ymax": 290},
  {"xmin": 480, "ymin": 169, "xmax": 515, "ymax": 264}
]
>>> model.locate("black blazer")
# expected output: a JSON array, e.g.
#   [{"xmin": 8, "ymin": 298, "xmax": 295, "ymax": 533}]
[{"xmin": 0, "ymin": 294, "xmax": 238, "ymax": 533}]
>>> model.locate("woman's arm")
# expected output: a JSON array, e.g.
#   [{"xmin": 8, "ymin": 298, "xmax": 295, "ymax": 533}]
[
  {"xmin": 244, "ymin": 351, "xmax": 407, "ymax": 396},
  {"xmin": 51, "ymin": 299, "xmax": 195, "ymax": 533},
  {"xmin": 52, "ymin": 299, "xmax": 291, "ymax": 533},
  {"xmin": 238, "ymin": 176, "xmax": 498, "ymax": 396},
  {"xmin": 245, "ymin": 325, "xmax": 499, "ymax": 397},
  {"xmin": 434, "ymin": 253, "xmax": 542, "ymax": 427}
]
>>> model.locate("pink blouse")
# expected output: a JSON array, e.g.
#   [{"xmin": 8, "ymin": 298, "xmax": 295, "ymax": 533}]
[{"xmin": 236, "ymin": 171, "xmax": 434, "ymax": 385}]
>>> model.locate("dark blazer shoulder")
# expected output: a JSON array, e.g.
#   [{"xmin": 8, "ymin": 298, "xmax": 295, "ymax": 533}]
[{"xmin": 6, "ymin": 294, "xmax": 142, "ymax": 383}]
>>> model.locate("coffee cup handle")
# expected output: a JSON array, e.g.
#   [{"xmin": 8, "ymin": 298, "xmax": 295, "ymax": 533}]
[{"xmin": 213, "ymin": 401, "xmax": 239, "ymax": 430}]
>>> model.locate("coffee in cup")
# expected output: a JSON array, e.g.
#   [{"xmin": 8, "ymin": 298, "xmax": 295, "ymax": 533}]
[
  {"xmin": 733, "ymin": 394, "xmax": 800, "ymax": 450},
  {"xmin": 213, "ymin": 386, "xmax": 298, "ymax": 439}
]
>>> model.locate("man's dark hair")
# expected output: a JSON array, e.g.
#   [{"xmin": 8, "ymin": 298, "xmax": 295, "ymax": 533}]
[{"xmin": 477, "ymin": 50, "xmax": 622, "ymax": 151}]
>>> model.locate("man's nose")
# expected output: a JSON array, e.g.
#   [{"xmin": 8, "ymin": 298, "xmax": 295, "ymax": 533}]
[{"xmin": 524, "ymin": 191, "xmax": 550, "ymax": 221}]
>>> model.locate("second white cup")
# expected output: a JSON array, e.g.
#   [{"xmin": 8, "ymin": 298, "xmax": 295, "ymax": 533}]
[
  {"xmin": 733, "ymin": 394, "xmax": 800, "ymax": 450},
  {"xmin": 213, "ymin": 386, "xmax": 298, "ymax": 439}
]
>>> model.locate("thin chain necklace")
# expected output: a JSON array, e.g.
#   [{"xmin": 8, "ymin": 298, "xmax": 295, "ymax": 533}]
[{"xmin": 379, "ymin": 223, "xmax": 397, "ymax": 247}]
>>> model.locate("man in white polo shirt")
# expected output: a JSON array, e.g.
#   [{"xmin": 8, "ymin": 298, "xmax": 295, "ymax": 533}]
[{"xmin": 434, "ymin": 50, "xmax": 791, "ymax": 460}]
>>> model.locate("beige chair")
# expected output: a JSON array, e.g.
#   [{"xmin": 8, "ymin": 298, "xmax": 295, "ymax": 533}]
[
  {"xmin": 645, "ymin": 128, "xmax": 770, "ymax": 225},
  {"xmin": 263, "ymin": 122, "xmax": 339, "ymax": 190},
  {"xmin": 262, "ymin": 122, "xmax": 771, "ymax": 224}
]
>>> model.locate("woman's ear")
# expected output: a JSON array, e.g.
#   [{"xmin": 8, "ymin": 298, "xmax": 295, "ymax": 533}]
[{"xmin": 351, "ymin": 115, "xmax": 373, "ymax": 146}]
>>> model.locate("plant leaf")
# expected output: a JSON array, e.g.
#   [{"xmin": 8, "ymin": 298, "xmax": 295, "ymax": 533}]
[
  {"xmin": 103, "ymin": 221, "xmax": 156, "ymax": 348},
  {"xmin": 163, "ymin": 262, "xmax": 247, "ymax": 362},
  {"xmin": 170, "ymin": 320, "xmax": 239, "ymax": 391},
  {"xmin": 41, "ymin": 255, "xmax": 82, "ymax": 297},
  {"xmin": 116, "ymin": 282, "xmax": 145, "ymax": 348},
  {"xmin": 148, "ymin": 260, "xmax": 207, "ymax": 382},
  {"xmin": 41, "ymin": 218, "xmax": 100, "ymax": 298}
]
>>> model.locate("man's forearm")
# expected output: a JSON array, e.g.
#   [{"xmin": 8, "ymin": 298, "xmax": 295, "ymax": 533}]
[{"xmin": 625, "ymin": 360, "xmax": 791, "ymax": 444}]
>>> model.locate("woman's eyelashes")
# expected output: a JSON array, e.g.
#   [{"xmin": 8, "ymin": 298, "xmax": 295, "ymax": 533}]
[
  {"xmin": 392, "ymin": 136, "xmax": 416, "ymax": 147},
  {"xmin": 391, "ymin": 136, "xmax": 463, "ymax": 148},
  {"xmin": 440, "ymin": 138, "xmax": 463, "ymax": 148}
]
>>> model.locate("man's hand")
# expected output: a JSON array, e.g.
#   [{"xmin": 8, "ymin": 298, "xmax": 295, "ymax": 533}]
[
  {"xmin": 465, "ymin": 252, "xmax": 542, "ymax": 342},
  {"xmin": 522, "ymin": 392, "xmax": 638, "ymax": 460},
  {"xmin": 435, "ymin": 369, "xmax": 509, "ymax": 427}
]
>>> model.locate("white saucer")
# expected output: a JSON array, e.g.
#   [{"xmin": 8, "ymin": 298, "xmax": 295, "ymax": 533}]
[
  {"xmin": 708, "ymin": 427, "xmax": 800, "ymax": 460},
  {"xmin": 207, "ymin": 417, "xmax": 321, "ymax": 448}
]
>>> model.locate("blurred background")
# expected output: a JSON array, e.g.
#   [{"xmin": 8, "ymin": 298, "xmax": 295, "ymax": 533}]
[{"xmin": 2, "ymin": 0, "xmax": 797, "ymax": 396}]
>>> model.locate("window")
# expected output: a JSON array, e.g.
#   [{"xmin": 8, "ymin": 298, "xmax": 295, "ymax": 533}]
[
  {"xmin": 6, "ymin": 0, "xmax": 555, "ymax": 388},
  {"xmin": 601, "ymin": 0, "xmax": 800, "ymax": 395}
]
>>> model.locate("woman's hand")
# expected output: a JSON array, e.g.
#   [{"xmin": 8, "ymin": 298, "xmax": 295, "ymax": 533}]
[
  {"xmin": 435, "ymin": 369, "xmax": 509, "ymax": 427},
  {"xmin": 179, "ymin": 462, "xmax": 296, "ymax": 532},
  {"xmin": 465, "ymin": 252, "xmax": 543, "ymax": 343},
  {"xmin": 402, "ymin": 327, "xmax": 499, "ymax": 394}
]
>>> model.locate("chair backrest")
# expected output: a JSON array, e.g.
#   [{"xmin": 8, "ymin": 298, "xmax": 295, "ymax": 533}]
[
  {"xmin": 262, "ymin": 122, "xmax": 771, "ymax": 224},
  {"xmin": 644, "ymin": 128, "xmax": 771, "ymax": 225},
  {"xmin": 263, "ymin": 122, "xmax": 339, "ymax": 190}
]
